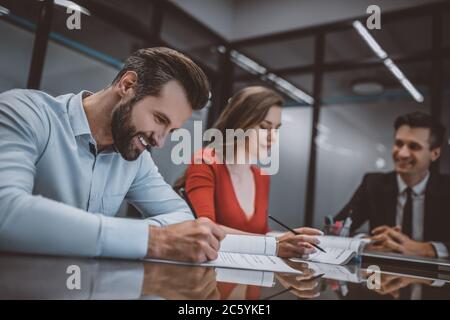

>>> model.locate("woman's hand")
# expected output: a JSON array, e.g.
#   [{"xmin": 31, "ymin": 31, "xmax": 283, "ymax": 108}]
[
  {"xmin": 275, "ymin": 263, "xmax": 323, "ymax": 299},
  {"xmin": 276, "ymin": 227, "xmax": 323, "ymax": 259}
]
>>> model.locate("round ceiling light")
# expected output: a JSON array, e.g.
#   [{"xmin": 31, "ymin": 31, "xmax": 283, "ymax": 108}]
[{"xmin": 352, "ymin": 81, "xmax": 384, "ymax": 95}]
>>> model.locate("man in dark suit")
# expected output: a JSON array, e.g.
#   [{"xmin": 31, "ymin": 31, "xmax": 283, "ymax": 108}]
[{"xmin": 335, "ymin": 112, "xmax": 449, "ymax": 258}]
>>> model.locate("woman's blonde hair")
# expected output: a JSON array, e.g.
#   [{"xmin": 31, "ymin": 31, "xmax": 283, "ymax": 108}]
[
  {"xmin": 173, "ymin": 86, "xmax": 283, "ymax": 194},
  {"xmin": 212, "ymin": 86, "xmax": 283, "ymax": 135}
]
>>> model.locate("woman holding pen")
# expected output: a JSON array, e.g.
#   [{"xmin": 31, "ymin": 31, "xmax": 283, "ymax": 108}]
[{"xmin": 174, "ymin": 86, "xmax": 322, "ymax": 259}]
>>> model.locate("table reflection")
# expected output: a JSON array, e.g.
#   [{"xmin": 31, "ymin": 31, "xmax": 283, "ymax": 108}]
[{"xmin": 0, "ymin": 253, "xmax": 449, "ymax": 300}]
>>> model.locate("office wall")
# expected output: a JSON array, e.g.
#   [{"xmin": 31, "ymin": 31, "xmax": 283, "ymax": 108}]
[
  {"xmin": 267, "ymin": 107, "xmax": 312, "ymax": 228},
  {"xmin": 0, "ymin": 21, "xmax": 33, "ymax": 91},
  {"xmin": 40, "ymin": 41, "xmax": 119, "ymax": 96}
]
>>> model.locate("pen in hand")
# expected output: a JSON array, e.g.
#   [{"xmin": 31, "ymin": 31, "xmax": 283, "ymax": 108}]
[{"xmin": 269, "ymin": 215, "xmax": 327, "ymax": 253}]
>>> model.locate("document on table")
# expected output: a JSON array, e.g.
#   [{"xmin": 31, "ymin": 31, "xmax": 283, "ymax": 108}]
[
  {"xmin": 290, "ymin": 236, "xmax": 371, "ymax": 265},
  {"xmin": 145, "ymin": 234, "xmax": 301, "ymax": 274},
  {"xmin": 219, "ymin": 234, "xmax": 277, "ymax": 256},
  {"xmin": 301, "ymin": 248, "xmax": 357, "ymax": 265},
  {"xmin": 202, "ymin": 252, "xmax": 301, "ymax": 273}
]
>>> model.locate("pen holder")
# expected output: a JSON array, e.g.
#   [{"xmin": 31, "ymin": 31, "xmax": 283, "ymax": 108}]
[{"xmin": 322, "ymin": 225, "xmax": 350, "ymax": 237}]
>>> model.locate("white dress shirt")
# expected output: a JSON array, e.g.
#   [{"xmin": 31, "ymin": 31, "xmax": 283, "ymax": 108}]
[
  {"xmin": 396, "ymin": 173, "xmax": 448, "ymax": 258},
  {"xmin": 0, "ymin": 89, "xmax": 194, "ymax": 259}
]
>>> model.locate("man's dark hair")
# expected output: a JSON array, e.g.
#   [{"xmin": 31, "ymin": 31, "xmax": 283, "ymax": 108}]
[
  {"xmin": 394, "ymin": 112, "xmax": 446, "ymax": 149},
  {"xmin": 112, "ymin": 47, "xmax": 210, "ymax": 110}
]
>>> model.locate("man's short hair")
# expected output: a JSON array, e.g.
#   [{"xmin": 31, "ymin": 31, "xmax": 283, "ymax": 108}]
[
  {"xmin": 113, "ymin": 47, "xmax": 210, "ymax": 110},
  {"xmin": 394, "ymin": 112, "xmax": 446, "ymax": 149}
]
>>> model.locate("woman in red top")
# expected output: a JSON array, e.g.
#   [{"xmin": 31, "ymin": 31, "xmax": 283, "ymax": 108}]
[{"xmin": 175, "ymin": 86, "xmax": 321, "ymax": 259}]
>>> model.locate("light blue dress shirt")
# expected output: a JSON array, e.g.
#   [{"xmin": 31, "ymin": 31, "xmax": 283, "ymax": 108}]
[{"xmin": 0, "ymin": 89, "xmax": 194, "ymax": 259}]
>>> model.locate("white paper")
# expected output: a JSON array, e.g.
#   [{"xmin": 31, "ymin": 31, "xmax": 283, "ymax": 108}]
[
  {"xmin": 289, "ymin": 236, "xmax": 370, "ymax": 265},
  {"xmin": 291, "ymin": 248, "xmax": 355, "ymax": 265},
  {"xmin": 316, "ymin": 236, "xmax": 368, "ymax": 252},
  {"xmin": 310, "ymin": 248, "xmax": 356, "ymax": 265},
  {"xmin": 220, "ymin": 234, "xmax": 277, "ymax": 256},
  {"xmin": 205, "ymin": 252, "xmax": 300, "ymax": 273}
]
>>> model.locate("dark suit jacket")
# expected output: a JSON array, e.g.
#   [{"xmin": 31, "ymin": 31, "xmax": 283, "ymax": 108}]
[{"xmin": 335, "ymin": 171, "xmax": 450, "ymax": 252}]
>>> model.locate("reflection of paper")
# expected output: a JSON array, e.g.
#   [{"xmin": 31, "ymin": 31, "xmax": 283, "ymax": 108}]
[
  {"xmin": 215, "ymin": 268, "xmax": 275, "ymax": 287},
  {"xmin": 303, "ymin": 261, "xmax": 364, "ymax": 283},
  {"xmin": 203, "ymin": 252, "xmax": 301, "ymax": 274},
  {"xmin": 146, "ymin": 252, "xmax": 302, "ymax": 274},
  {"xmin": 302, "ymin": 248, "xmax": 356, "ymax": 265}
]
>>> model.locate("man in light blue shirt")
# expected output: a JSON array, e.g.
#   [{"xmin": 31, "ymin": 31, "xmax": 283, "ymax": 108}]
[{"xmin": 0, "ymin": 47, "xmax": 225, "ymax": 261}]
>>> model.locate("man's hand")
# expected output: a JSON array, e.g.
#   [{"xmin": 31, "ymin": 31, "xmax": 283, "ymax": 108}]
[
  {"xmin": 141, "ymin": 263, "xmax": 219, "ymax": 299},
  {"xmin": 368, "ymin": 225, "xmax": 436, "ymax": 258},
  {"xmin": 146, "ymin": 217, "xmax": 226, "ymax": 263},
  {"xmin": 362, "ymin": 272, "xmax": 432, "ymax": 299},
  {"xmin": 276, "ymin": 227, "xmax": 322, "ymax": 258}
]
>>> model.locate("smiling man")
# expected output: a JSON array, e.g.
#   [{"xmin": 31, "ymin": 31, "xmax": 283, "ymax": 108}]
[
  {"xmin": 335, "ymin": 112, "xmax": 450, "ymax": 258},
  {"xmin": 0, "ymin": 47, "xmax": 225, "ymax": 261}
]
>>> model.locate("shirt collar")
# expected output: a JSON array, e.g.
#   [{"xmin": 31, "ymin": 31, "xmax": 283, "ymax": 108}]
[
  {"xmin": 397, "ymin": 172, "xmax": 430, "ymax": 196},
  {"xmin": 68, "ymin": 91, "xmax": 94, "ymax": 138}
]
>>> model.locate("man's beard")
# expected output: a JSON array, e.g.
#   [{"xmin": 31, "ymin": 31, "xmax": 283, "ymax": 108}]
[{"xmin": 111, "ymin": 99, "xmax": 143, "ymax": 161}]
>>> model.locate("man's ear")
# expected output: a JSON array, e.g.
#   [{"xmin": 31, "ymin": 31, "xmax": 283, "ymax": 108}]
[
  {"xmin": 116, "ymin": 71, "xmax": 138, "ymax": 98},
  {"xmin": 430, "ymin": 147, "xmax": 441, "ymax": 162}
]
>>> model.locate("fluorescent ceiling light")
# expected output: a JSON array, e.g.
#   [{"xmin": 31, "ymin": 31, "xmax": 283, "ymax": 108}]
[
  {"xmin": 352, "ymin": 21, "xmax": 387, "ymax": 59},
  {"xmin": 39, "ymin": 0, "xmax": 90, "ymax": 15},
  {"xmin": 400, "ymin": 78, "xmax": 424, "ymax": 103},
  {"xmin": 383, "ymin": 58, "xmax": 404, "ymax": 80},
  {"xmin": 265, "ymin": 73, "xmax": 314, "ymax": 105},
  {"xmin": 56, "ymin": 0, "xmax": 90, "ymax": 15},
  {"xmin": 353, "ymin": 20, "xmax": 424, "ymax": 103},
  {"xmin": 384, "ymin": 58, "xmax": 424, "ymax": 103},
  {"xmin": 230, "ymin": 50, "xmax": 267, "ymax": 75},
  {"xmin": 225, "ymin": 48, "xmax": 314, "ymax": 104},
  {"xmin": 352, "ymin": 81, "xmax": 384, "ymax": 95},
  {"xmin": 0, "ymin": 5, "xmax": 10, "ymax": 15}
]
